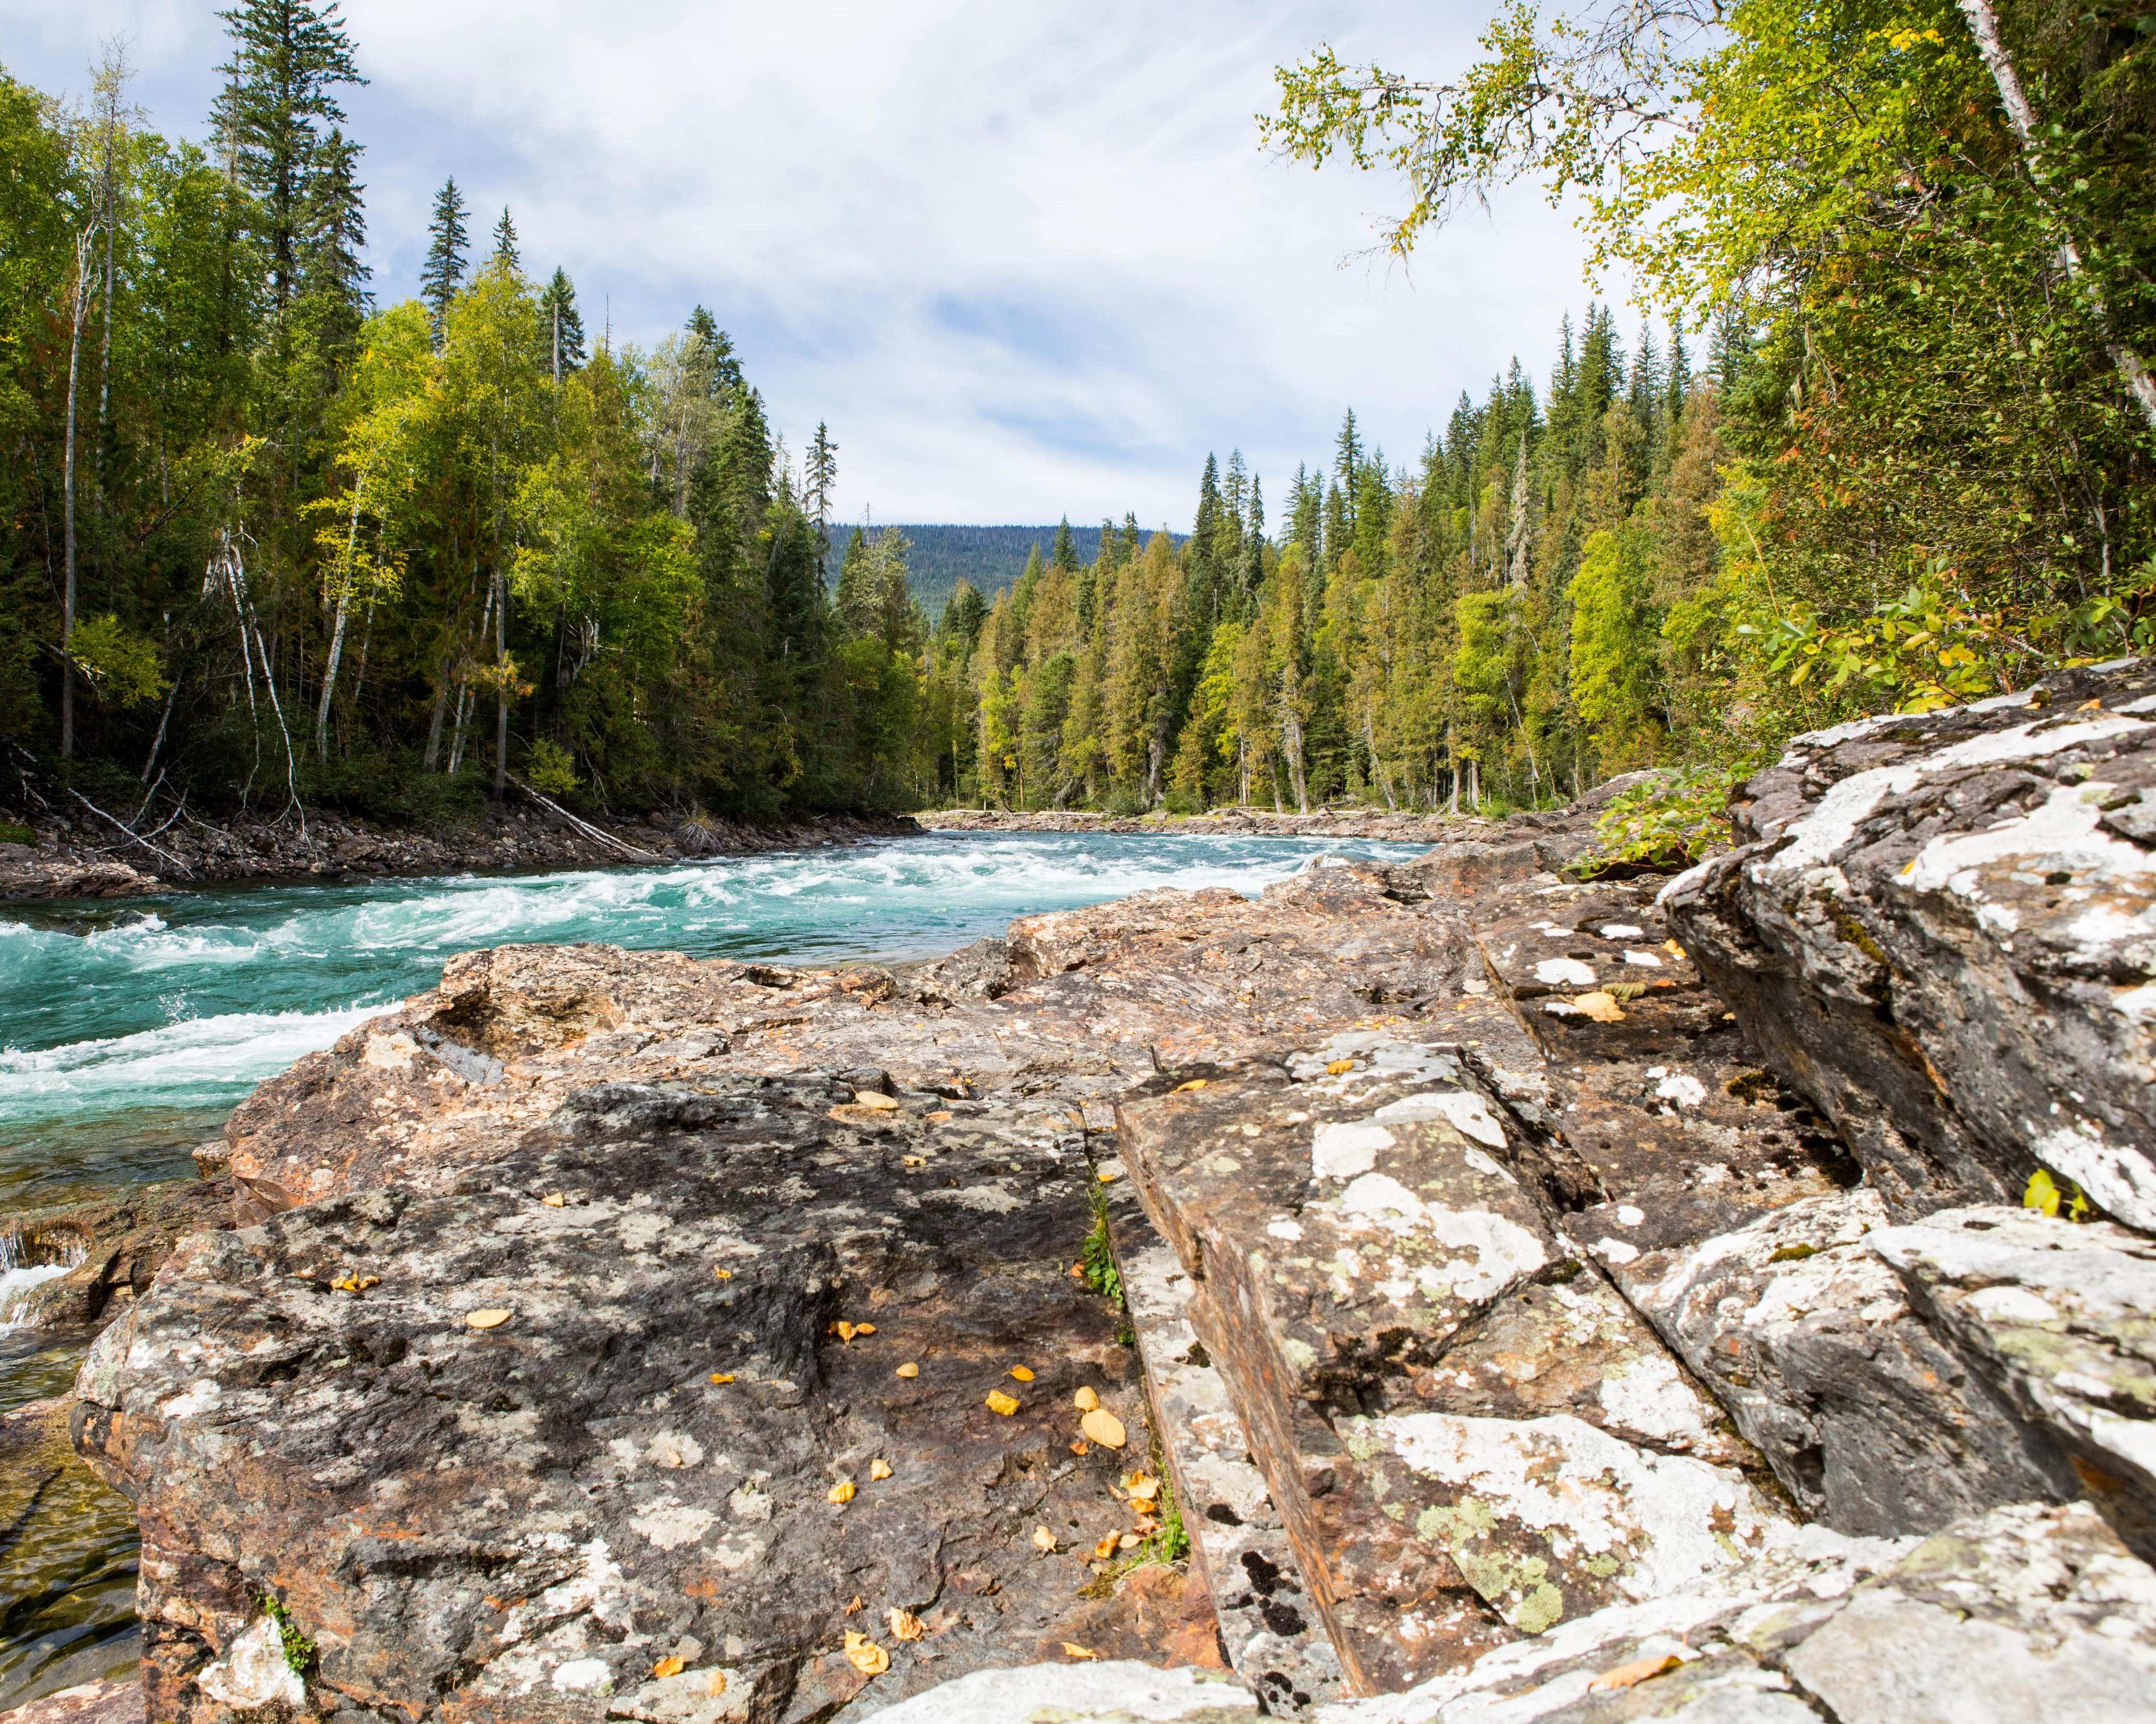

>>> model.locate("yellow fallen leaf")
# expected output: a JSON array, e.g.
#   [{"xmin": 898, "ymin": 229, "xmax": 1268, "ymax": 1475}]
[
  {"xmin": 356, "ymin": 1275, "xmax": 379, "ymax": 1290},
  {"xmin": 903, "ymin": 1154, "xmax": 926, "ymax": 1167},
  {"xmin": 541, "ymin": 1193, "xmax": 565, "ymax": 1208},
  {"xmin": 1172, "ymin": 1079, "xmax": 1207, "ymax": 1092},
  {"xmin": 465, "ymin": 1309, "xmax": 512, "ymax": 1330},
  {"xmin": 985, "ymin": 1390, "xmax": 1021, "ymax": 1417},
  {"xmin": 887, "ymin": 1608, "xmax": 923, "ymax": 1642},
  {"xmin": 896, "ymin": 1362, "xmax": 920, "ymax": 1379},
  {"xmin": 1073, "ymin": 1386, "xmax": 1101, "ymax": 1411},
  {"xmin": 652, "ymin": 1656, "xmax": 685, "ymax": 1679},
  {"xmin": 1572, "ymin": 990, "xmax": 1626, "ymax": 1023},
  {"xmin": 1096, "ymin": 1168, "xmax": 1120, "ymax": 1184},
  {"xmin": 1588, "ymin": 1653, "xmax": 1682, "ymax": 1691},
  {"xmin": 835, "ymin": 1321, "xmax": 858, "ymax": 1342},
  {"xmin": 1326, "ymin": 1058, "xmax": 1355, "ymax": 1075},
  {"xmin": 710, "ymin": 1372, "xmax": 736, "ymax": 1385},
  {"xmin": 854, "ymin": 1322, "xmax": 876, "ymax": 1336},
  {"xmin": 828, "ymin": 1480, "xmax": 857, "ymax": 1504},
  {"xmin": 712, "ymin": 1266, "xmax": 733, "ymax": 1281},
  {"xmin": 1127, "ymin": 1473, "xmax": 1160, "ymax": 1503},
  {"xmin": 869, "ymin": 1458, "xmax": 893, "ymax": 1481},
  {"xmin": 704, "ymin": 1672, "xmax": 728, "ymax": 1697},
  {"xmin": 1092, "ymin": 1534, "xmax": 1120, "ymax": 1559},
  {"xmin": 1010, "ymin": 1365, "xmax": 1035, "ymax": 1381},
  {"xmin": 1070, "ymin": 1438, "xmax": 1090, "ymax": 1455},
  {"xmin": 925, "ymin": 1110, "xmax": 953, "ymax": 1124},
  {"xmin": 845, "ymin": 1595, "xmax": 864, "ymax": 1614},
  {"xmin": 1080, "ymin": 1406, "xmax": 1127, "ymax": 1448},
  {"xmin": 851, "ymin": 1091, "xmax": 900, "ymax": 1111},
  {"xmin": 842, "ymin": 1632, "xmax": 889, "ymax": 1675},
  {"xmin": 1061, "ymin": 1642, "xmax": 1097, "ymax": 1660},
  {"xmin": 1118, "ymin": 1533, "xmax": 1141, "ymax": 1550},
  {"xmin": 1032, "ymin": 1525, "xmax": 1057, "ymax": 1552}
]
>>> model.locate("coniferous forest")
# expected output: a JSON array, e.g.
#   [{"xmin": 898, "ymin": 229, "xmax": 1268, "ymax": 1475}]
[{"xmin": 3, "ymin": 0, "xmax": 2151, "ymax": 824}]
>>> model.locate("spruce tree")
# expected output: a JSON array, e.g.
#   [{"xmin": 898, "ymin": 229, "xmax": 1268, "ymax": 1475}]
[
  {"xmin": 420, "ymin": 177, "xmax": 467, "ymax": 348},
  {"xmin": 805, "ymin": 423, "xmax": 838, "ymax": 549},
  {"xmin": 490, "ymin": 205, "xmax": 519, "ymax": 271},
  {"xmin": 538, "ymin": 267, "xmax": 586, "ymax": 379},
  {"xmin": 210, "ymin": 0, "xmax": 366, "ymax": 310}
]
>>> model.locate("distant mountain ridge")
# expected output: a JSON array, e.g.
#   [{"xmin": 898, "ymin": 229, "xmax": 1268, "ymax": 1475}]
[{"xmin": 820, "ymin": 524, "xmax": 1184, "ymax": 617}]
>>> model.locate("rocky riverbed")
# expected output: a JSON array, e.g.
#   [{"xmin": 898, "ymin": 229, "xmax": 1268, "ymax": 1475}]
[
  {"xmin": 0, "ymin": 804, "xmax": 920, "ymax": 904},
  {"xmin": 11, "ymin": 665, "xmax": 2156, "ymax": 1723}
]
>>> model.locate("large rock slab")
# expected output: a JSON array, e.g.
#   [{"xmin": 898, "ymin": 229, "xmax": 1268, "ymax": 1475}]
[
  {"xmin": 1663, "ymin": 661, "xmax": 2156, "ymax": 1227},
  {"xmin": 1117, "ymin": 1027, "xmax": 1781, "ymax": 1697},
  {"xmin": 74, "ymin": 1075, "xmax": 1183, "ymax": 1724},
  {"xmin": 1317, "ymin": 1502, "xmax": 2156, "ymax": 1723},
  {"xmin": 866, "ymin": 1660, "xmax": 1258, "ymax": 1723},
  {"xmin": 1628, "ymin": 1190, "xmax": 2081, "ymax": 1533},
  {"xmin": 1868, "ymin": 1205, "xmax": 2156, "ymax": 1555},
  {"xmin": 1106, "ymin": 1184, "xmax": 1346, "ymax": 1715}
]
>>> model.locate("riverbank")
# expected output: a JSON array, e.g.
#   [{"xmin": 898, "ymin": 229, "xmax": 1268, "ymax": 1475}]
[
  {"xmin": 0, "ymin": 803, "xmax": 923, "ymax": 905},
  {"xmin": 917, "ymin": 805, "xmax": 1500, "ymax": 842}
]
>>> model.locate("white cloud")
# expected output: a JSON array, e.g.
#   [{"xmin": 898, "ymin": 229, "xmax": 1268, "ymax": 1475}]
[{"xmin": 4, "ymin": 0, "xmax": 1604, "ymax": 525}]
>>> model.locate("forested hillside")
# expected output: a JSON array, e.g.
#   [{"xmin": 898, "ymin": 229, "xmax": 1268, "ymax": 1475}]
[
  {"xmin": 822, "ymin": 524, "xmax": 1148, "ymax": 617},
  {"xmin": 4, "ymin": 0, "xmax": 2150, "ymax": 826}
]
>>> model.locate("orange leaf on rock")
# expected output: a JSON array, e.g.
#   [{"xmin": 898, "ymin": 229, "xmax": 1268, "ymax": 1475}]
[
  {"xmin": 887, "ymin": 1609, "xmax": 923, "ymax": 1642},
  {"xmin": 652, "ymin": 1657, "xmax": 685, "ymax": 1679},
  {"xmin": 1073, "ymin": 1387, "xmax": 1101, "ymax": 1411},
  {"xmin": 1031, "ymin": 1525, "xmax": 1057, "ymax": 1552},
  {"xmin": 828, "ymin": 1480, "xmax": 857, "ymax": 1504},
  {"xmin": 1009, "ymin": 1365, "xmax": 1034, "ymax": 1381},
  {"xmin": 1061, "ymin": 1642, "xmax": 1097, "ymax": 1660},
  {"xmin": 1079, "ymin": 1407, "xmax": 1126, "ymax": 1448},
  {"xmin": 709, "ymin": 1373, "xmax": 735, "ymax": 1385},
  {"xmin": 842, "ymin": 1632, "xmax": 889, "ymax": 1675},
  {"xmin": 1588, "ymin": 1654, "xmax": 1682, "ymax": 1691},
  {"xmin": 1093, "ymin": 1534, "xmax": 1119, "ymax": 1560},
  {"xmin": 712, "ymin": 1266, "xmax": 732, "ymax": 1281},
  {"xmin": 1325, "ymin": 1058, "xmax": 1355, "ymax": 1075},
  {"xmin": 869, "ymin": 1458, "xmax": 893, "ymax": 1481},
  {"xmin": 985, "ymin": 1390, "xmax": 1021, "ymax": 1416},
  {"xmin": 1171, "ymin": 1079, "xmax": 1207, "ymax": 1093},
  {"xmin": 465, "ymin": 1309, "xmax": 512, "ymax": 1330},
  {"xmin": 895, "ymin": 1362, "xmax": 920, "ymax": 1379}
]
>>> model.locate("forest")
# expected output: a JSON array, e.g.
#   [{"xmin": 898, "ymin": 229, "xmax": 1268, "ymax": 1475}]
[{"xmin": 3, "ymin": 0, "xmax": 2151, "ymax": 824}]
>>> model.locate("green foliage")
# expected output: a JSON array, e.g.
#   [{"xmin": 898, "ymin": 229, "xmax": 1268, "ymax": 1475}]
[
  {"xmin": 1081, "ymin": 1184, "xmax": 1124, "ymax": 1309},
  {"xmin": 523, "ymin": 738, "xmax": 581, "ymax": 797},
  {"xmin": 65, "ymin": 615, "xmax": 169, "ymax": 709},
  {"xmin": 1582, "ymin": 767, "xmax": 1740, "ymax": 876},
  {"xmin": 0, "ymin": 822, "xmax": 34, "ymax": 846},
  {"xmin": 258, "ymin": 1594, "xmax": 315, "ymax": 1677}
]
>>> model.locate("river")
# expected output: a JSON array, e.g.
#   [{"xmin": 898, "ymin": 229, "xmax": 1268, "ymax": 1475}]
[{"xmin": 0, "ymin": 829, "xmax": 1420, "ymax": 1706}]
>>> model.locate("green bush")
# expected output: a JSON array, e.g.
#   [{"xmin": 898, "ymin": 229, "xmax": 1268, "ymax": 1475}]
[{"xmin": 1578, "ymin": 766, "xmax": 1741, "ymax": 878}]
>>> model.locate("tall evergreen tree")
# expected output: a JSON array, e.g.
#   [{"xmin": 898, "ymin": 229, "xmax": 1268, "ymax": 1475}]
[
  {"xmin": 539, "ymin": 267, "xmax": 586, "ymax": 380},
  {"xmin": 490, "ymin": 205, "xmax": 519, "ymax": 271},
  {"xmin": 420, "ymin": 176, "xmax": 467, "ymax": 348},
  {"xmin": 210, "ymin": 0, "xmax": 365, "ymax": 310},
  {"xmin": 805, "ymin": 422, "xmax": 838, "ymax": 550}
]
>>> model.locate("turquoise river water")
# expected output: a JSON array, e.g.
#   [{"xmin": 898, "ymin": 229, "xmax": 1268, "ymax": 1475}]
[{"xmin": 0, "ymin": 830, "xmax": 1419, "ymax": 1705}]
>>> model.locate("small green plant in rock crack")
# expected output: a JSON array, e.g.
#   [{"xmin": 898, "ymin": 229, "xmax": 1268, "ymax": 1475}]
[
  {"xmin": 258, "ymin": 1593, "xmax": 315, "ymax": 1676},
  {"xmin": 1081, "ymin": 1182, "xmax": 1124, "ymax": 1309}
]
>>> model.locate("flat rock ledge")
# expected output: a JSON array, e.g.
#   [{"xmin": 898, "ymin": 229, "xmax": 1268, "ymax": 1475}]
[{"xmin": 51, "ymin": 665, "xmax": 2156, "ymax": 1724}]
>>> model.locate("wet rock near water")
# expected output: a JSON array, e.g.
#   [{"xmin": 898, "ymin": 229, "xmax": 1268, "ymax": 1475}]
[{"xmin": 4, "ymin": 1180, "xmax": 236, "ymax": 1332}]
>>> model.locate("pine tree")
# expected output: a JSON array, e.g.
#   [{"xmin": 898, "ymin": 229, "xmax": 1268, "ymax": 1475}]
[
  {"xmin": 539, "ymin": 267, "xmax": 586, "ymax": 381},
  {"xmin": 490, "ymin": 205, "xmax": 519, "ymax": 271},
  {"xmin": 420, "ymin": 176, "xmax": 467, "ymax": 349},
  {"xmin": 210, "ymin": 0, "xmax": 366, "ymax": 310},
  {"xmin": 805, "ymin": 422, "xmax": 838, "ymax": 552},
  {"xmin": 686, "ymin": 305, "xmax": 744, "ymax": 394},
  {"xmin": 299, "ymin": 124, "xmax": 367, "ymax": 317}
]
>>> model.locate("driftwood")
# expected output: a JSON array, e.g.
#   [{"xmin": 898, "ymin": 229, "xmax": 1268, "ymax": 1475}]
[
  {"xmin": 507, "ymin": 775, "xmax": 663, "ymax": 863},
  {"xmin": 68, "ymin": 787, "xmax": 193, "ymax": 878}
]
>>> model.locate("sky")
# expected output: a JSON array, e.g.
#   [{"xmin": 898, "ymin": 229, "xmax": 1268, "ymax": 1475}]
[{"xmin": 2, "ymin": 1, "xmax": 1612, "ymax": 529}]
